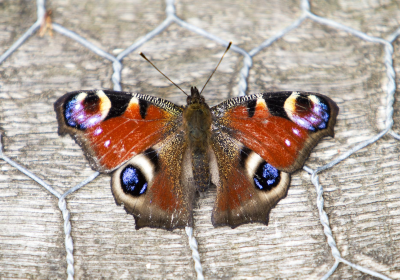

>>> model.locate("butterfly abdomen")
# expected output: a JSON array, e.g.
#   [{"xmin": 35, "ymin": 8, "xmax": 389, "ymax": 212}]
[
  {"xmin": 183, "ymin": 87, "xmax": 213, "ymax": 191},
  {"xmin": 183, "ymin": 102, "xmax": 212, "ymax": 191}
]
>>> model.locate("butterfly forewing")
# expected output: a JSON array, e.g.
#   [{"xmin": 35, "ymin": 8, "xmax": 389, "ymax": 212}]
[
  {"xmin": 211, "ymin": 91, "xmax": 339, "ymax": 173},
  {"xmin": 54, "ymin": 90, "xmax": 183, "ymax": 172}
]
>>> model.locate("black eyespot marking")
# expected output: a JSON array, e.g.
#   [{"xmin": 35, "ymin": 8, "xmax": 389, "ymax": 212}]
[
  {"xmin": 139, "ymin": 99, "xmax": 149, "ymax": 119},
  {"xmin": 263, "ymin": 92, "xmax": 290, "ymax": 119},
  {"xmin": 247, "ymin": 100, "xmax": 257, "ymax": 118},
  {"xmin": 104, "ymin": 90, "xmax": 132, "ymax": 120},
  {"xmin": 144, "ymin": 148, "xmax": 159, "ymax": 172},
  {"xmin": 120, "ymin": 165, "xmax": 148, "ymax": 197},
  {"xmin": 294, "ymin": 95, "xmax": 311, "ymax": 112},
  {"xmin": 83, "ymin": 94, "xmax": 100, "ymax": 109},
  {"xmin": 239, "ymin": 146, "xmax": 252, "ymax": 168},
  {"xmin": 253, "ymin": 162, "xmax": 281, "ymax": 191}
]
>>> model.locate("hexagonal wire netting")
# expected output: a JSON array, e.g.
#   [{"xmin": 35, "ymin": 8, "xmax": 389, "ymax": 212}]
[{"xmin": 0, "ymin": 0, "xmax": 399, "ymax": 279}]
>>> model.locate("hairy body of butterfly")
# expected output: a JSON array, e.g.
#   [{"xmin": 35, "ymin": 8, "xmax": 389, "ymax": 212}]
[
  {"xmin": 55, "ymin": 87, "xmax": 338, "ymax": 230},
  {"xmin": 183, "ymin": 87, "xmax": 213, "ymax": 192}
]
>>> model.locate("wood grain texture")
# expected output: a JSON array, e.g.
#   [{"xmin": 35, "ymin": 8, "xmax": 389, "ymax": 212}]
[{"xmin": 0, "ymin": 0, "xmax": 399, "ymax": 279}]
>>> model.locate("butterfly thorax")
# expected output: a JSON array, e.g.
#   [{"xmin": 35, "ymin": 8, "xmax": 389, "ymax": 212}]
[
  {"xmin": 183, "ymin": 87, "xmax": 212, "ymax": 191},
  {"xmin": 183, "ymin": 87, "xmax": 212, "ymax": 152}
]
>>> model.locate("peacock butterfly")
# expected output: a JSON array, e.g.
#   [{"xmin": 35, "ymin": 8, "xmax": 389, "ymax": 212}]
[{"xmin": 54, "ymin": 45, "xmax": 339, "ymax": 230}]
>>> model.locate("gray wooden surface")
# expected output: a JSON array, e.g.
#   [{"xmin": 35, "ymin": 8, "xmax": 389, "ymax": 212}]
[{"xmin": 1, "ymin": 0, "xmax": 399, "ymax": 279}]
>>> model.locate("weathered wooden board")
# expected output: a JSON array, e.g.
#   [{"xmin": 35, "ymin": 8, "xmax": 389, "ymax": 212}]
[{"xmin": 0, "ymin": 0, "xmax": 399, "ymax": 279}]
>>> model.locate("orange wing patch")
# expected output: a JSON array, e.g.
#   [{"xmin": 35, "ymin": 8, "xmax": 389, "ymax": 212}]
[
  {"xmin": 226, "ymin": 108, "xmax": 308, "ymax": 170},
  {"xmin": 86, "ymin": 104, "xmax": 174, "ymax": 170}
]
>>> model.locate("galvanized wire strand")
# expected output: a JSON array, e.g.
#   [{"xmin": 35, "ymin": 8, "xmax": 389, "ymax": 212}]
[
  {"xmin": 338, "ymin": 256, "xmax": 393, "ymax": 280},
  {"xmin": 0, "ymin": 23, "xmax": 41, "ymax": 65},
  {"xmin": 116, "ymin": 19, "xmax": 174, "ymax": 61},
  {"xmin": 61, "ymin": 172, "xmax": 100, "ymax": 198},
  {"xmin": 238, "ymin": 6, "xmax": 308, "ymax": 97},
  {"xmin": 51, "ymin": 24, "xmax": 117, "ymax": 62},
  {"xmin": 304, "ymin": 165, "xmax": 394, "ymax": 280},
  {"xmin": 0, "ymin": 0, "xmax": 46, "ymax": 65},
  {"xmin": 248, "ymin": 15, "xmax": 308, "ymax": 57},
  {"xmin": 185, "ymin": 227, "xmax": 204, "ymax": 280},
  {"xmin": 57, "ymin": 172, "xmax": 101, "ymax": 280},
  {"xmin": 389, "ymin": 131, "xmax": 400, "ymax": 140},
  {"xmin": 113, "ymin": 17, "xmax": 174, "ymax": 91},
  {"xmin": 237, "ymin": 54, "xmax": 253, "ymax": 97},
  {"xmin": 320, "ymin": 260, "xmax": 340, "ymax": 280},
  {"xmin": 302, "ymin": 166, "xmax": 341, "ymax": 274},
  {"xmin": 58, "ymin": 197, "xmax": 74, "ymax": 280},
  {"xmin": 387, "ymin": 26, "xmax": 400, "ymax": 43},
  {"xmin": 0, "ymin": 133, "xmax": 62, "ymax": 198}
]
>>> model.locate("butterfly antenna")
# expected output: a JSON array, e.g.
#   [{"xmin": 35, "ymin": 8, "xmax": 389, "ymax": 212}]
[
  {"xmin": 139, "ymin": 52, "xmax": 188, "ymax": 96},
  {"xmin": 199, "ymin": 42, "xmax": 232, "ymax": 95}
]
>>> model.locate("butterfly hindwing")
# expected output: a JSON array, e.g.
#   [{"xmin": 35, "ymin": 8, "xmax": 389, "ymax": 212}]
[
  {"xmin": 210, "ymin": 91, "xmax": 338, "ymax": 227},
  {"xmin": 54, "ymin": 90, "xmax": 183, "ymax": 172},
  {"xmin": 111, "ymin": 134, "xmax": 195, "ymax": 230},
  {"xmin": 210, "ymin": 132, "xmax": 291, "ymax": 227}
]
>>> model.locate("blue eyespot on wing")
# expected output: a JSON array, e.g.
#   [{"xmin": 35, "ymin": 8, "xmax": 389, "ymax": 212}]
[
  {"xmin": 253, "ymin": 162, "xmax": 280, "ymax": 191},
  {"xmin": 120, "ymin": 165, "xmax": 148, "ymax": 196}
]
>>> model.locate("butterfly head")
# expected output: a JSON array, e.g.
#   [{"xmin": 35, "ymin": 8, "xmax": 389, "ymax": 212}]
[{"xmin": 187, "ymin": 86, "xmax": 205, "ymax": 105}]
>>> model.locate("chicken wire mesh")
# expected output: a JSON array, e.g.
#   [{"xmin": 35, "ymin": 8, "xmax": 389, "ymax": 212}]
[{"xmin": 0, "ymin": 0, "xmax": 399, "ymax": 279}]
